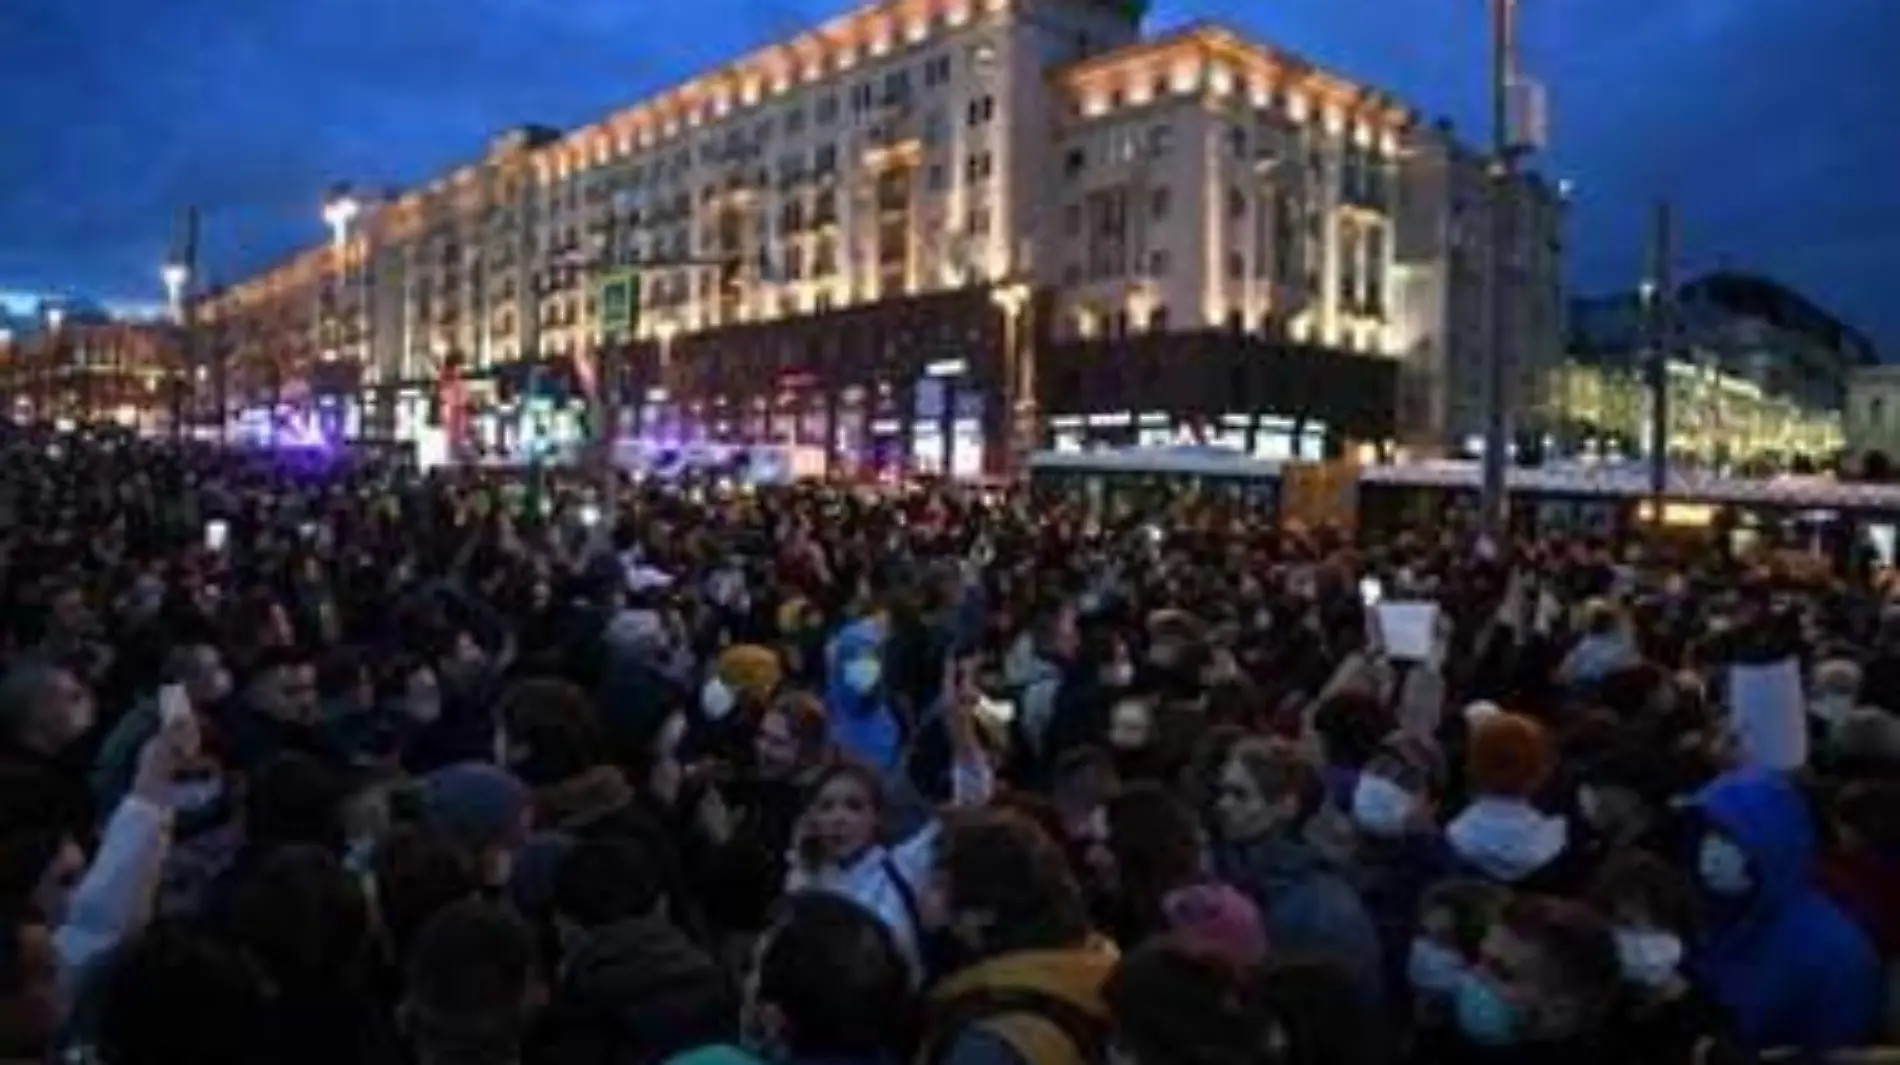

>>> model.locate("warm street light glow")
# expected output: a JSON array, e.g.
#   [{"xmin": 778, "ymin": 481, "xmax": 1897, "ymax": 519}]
[
  {"xmin": 46, "ymin": 306, "xmax": 65, "ymax": 332},
  {"xmin": 990, "ymin": 280, "xmax": 1030, "ymax": 318},
  {"xmin": 161, "ymin": 262, "xmax": 190, "ymax": 316},
  {"xmin": 323, "ymin": 192, "xmax": 361, "ymax": 249}
]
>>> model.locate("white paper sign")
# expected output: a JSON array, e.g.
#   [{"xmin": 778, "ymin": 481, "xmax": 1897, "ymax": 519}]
[
  {"xmin": 1729, "ymin": 657, "xmax": 1808, "ymax": 771},
  {"xmin": 1377, "ymin": 601, "xmax": 1441, "ymax": 662}
]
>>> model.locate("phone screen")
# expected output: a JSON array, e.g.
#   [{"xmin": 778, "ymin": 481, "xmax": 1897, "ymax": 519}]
[
  {"xmin": 1359, "ymin": 576, "xmax": 1384, "ymax": 606},
  {"xmin": 578, "ymin": 504, "xmax": 602, "ymax": 528},
  {"xmin": 204, "ymin": 520, "xmax": 229, "ymax": 553}
]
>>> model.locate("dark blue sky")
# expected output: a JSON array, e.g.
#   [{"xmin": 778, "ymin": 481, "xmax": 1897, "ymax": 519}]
[{"xmin": 3, "ymin": 0, "xmax": 1895, "ymax": 352}]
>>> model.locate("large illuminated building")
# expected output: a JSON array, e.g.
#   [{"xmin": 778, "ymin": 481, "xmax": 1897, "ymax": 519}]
[
  {"xmin": 1549, "ymin": 273, "xmax": 1870, "ymax": 468},
  {"xmin": 195, "ymin": 0, "xmax": 1540, "ymax": 472}
]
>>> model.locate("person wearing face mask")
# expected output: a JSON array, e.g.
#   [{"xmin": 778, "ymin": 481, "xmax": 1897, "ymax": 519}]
[
  {"xmin": 1407, "ymin": 878, "xmax": 1511, "ymax": 1051},
  {"xmin": 688, "ymin": 644, "xmax": 783, "ymax": 767},
  {"xmin": 1441, "ymin": 896, "xmax": 1623, "ymax": 1065},
  {"xmin": 824, "ymin": 616, "xmax": 902, "ymax": 773},
  {"xmin": 1585, "ymin": 849, "xmax": 1741, "ymax": 1065},
  {"xmin": 1349, "ymin": 732, "xmax": 1457, "ymax": 1004},
  {"xmin": 1685, "ymin": 766, "xmax": 1880, "ymax": 1054}
]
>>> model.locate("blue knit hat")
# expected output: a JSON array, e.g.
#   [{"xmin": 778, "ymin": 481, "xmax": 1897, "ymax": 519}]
[{"xmin": 420, "ymin": 762, "xmax": 530, "ymax": 852}]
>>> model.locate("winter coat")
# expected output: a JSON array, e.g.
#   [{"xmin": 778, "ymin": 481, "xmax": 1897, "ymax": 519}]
[
  {"xmin": 1212, "ymin": 834, "xmax": 1385, "ymax": 1015},
  {"xmin": 538, "ymin": 915, "xmax": 736, "ymax": 1065},
  {"xmin": 920, "ymin": 936, "xmax": 1119, "ymax": 1065},
  {"xmin": 1688, "ymin": 768, "xmax": 1880, "ymax": 1053},
  {"xmin": 824, "ymin": 618, "xmax": 901, "ymax": 772}
]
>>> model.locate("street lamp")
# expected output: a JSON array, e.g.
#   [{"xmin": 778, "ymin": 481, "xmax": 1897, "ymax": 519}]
[
  {"xmin": 162, "ymin": 262, "xmax": 190, "ymax": 318},
  {"xmin": 322, "ymin": 191, "xmax": 361, "ymax": 251},
  {"xmin": 44, "ymin": 306, "xmax": 67, "ymax": 425},
  {"xmin": 990, "ymin": 280, "xmax": 1034, "ymax": 468}
]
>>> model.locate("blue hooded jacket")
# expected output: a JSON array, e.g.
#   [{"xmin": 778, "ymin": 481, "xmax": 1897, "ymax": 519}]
[
  {"xmin": 1688, "ymin": 768, "xmax": 1880, "ymax": 1053},
  {"xmin": 825, "ymin": 618, "xmax": 901, "ymax": 773}
]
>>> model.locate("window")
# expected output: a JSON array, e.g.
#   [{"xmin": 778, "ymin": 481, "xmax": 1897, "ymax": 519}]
[
  {"xmin": 965, "ymin": 151, "xmax": 994, "ymax": 182},
  {"xmin": 927, "ymin": 163, "xmax": 948, "ymax": 191},
  {"xmin": 1150, "ymin": 186, "xmax": 1171, "ymax": 220},
  {"xmin": 1227, "ymin": 252, "xmax": 1245, "ymax": 280},
  {"xmin": 815, "ymin": 95, "xmax": 840, "ymax": 124},
  {"xmin": 969, "ymin": 205, "xmax": 992, "ymax": 236},
  {"xmin": 924, "ymin": 54, "xmax": 954, "ymax": 87},
  {"xmin": 923, "ymin": 108, "xmax": 948, "ymax": 145},
  {"xmin": 1148, "ymin": 249, "xmax": 1170, "ymax": 276},
  {"xmin": 1871, "ymin": 397, "xmax": 1886, "ymax": 427},
  {"xmin": 881, "ymin": 68, "xmax": 912, "ymax": 105},
  {"xmin": 851, "ymin": 82, "xmax": 875, "ymax": 113},
  {"xmin": 1227, "ymin": 126, "xmax": 1248, "ymax": 158},
  {"xmin": 1063, "ymin": 203, "xmax": 1081, "ymax": 236},
  {"xmin": 1147, "ymin": 123, "xmax": 1173, "ymax": 156},
  {"xmin": 785, "ymin": 107, "xmax": 806, "ymax": 135},
  {"xmin": 966, "ymin": 95, "xmax": 996, "ymax": 126},
  {"xmin": 814, "ymin": 143, "xmax": 838, "ymax": 173},
  {"xmin": 1227, "ymin": 187, "xmax": 1247, "ymax": 219},
  {"xmin": 1063, "ymin": 147, "xmax": 1086, "ymax": 177}
]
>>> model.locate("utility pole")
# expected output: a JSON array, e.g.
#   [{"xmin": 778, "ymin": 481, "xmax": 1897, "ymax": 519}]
[
  {"xmin": 1645, "ymin": 200, "xmax": 1675, "ymax": 522},
  {"xmin": 180, "ymin": 207, "xmax": 200, "ymax": 440},
  {"xmin": 1478, "ymin": 0, "xmax": 1530, "ymax": 534}
]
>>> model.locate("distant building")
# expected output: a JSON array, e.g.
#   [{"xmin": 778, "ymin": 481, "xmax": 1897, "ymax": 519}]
[
  {"xmin": 1549, "ymin": 272, "xmax": 1871, "ymax": 465},
  {"xmin": 1845, "ymin": 364, "xmax": 1900, "ymax": 470},
  {"xmin": 1388, "ymin": 120, "xmax": 1567, "ymax": 455},
  {"xmin": 0, "ymin": 310, "xmax": 184, "ymax": 431}
]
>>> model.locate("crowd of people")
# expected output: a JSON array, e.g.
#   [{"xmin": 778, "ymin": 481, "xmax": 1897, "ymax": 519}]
[{"xmin": 0, "ymin": 424, "xmax": 1897, "ymax": 1065}]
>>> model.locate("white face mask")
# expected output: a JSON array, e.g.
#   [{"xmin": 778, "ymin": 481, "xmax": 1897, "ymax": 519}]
[
  {"xmin": 842, "ymin": 657, "xmax": 881, "ymax": 695},
  {"xmin": 701, "ymin": 676, "xmax": 737, "ymax": 720},
  {"xmin": 1408, "ymin": 938, "xmax": 1467, "ymax": 996},
  {"xmin": 1108, "ymin": 701, "xmax": 1153, "ymax": 750},
  {"xmin": 1351, "ymin": 773, "xmax": 1417, "ymax": 837},
  {"xmin": 1698, "ymin": 835, "xmax": 1752, "ymax": 895},
  {"xmin": 1613, "ymin": 928, "xmax": 1684, "ymax": 989}
]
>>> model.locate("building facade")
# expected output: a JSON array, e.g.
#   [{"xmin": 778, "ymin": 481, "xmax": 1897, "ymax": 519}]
[
  {"xmin": 1388, "ymin": 122, "xmax": 1567, "ymax": 456},
  {"xmin": 1553, "ymin": 272, "xmax": 1871, "ymax": 466},
  {"xmin": 0, "ymin": 314, "xmax": 185, "ymax": 432},
  {"xmin": 197, "ymin": 0, "xmax": 1483, "ymax": 472},
  {"xmin": 1845, "ymin": 365, "xmax": 1900, "ymax": 470}
]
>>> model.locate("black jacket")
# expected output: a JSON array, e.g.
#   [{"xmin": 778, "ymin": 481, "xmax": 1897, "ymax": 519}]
[{"xmin": 535, "ymin": 915, "xmax": 735, "ymax": 1065}]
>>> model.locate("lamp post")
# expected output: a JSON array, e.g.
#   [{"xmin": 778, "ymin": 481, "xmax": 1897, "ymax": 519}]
[
  {"xmin": 1477, "ymin": 0, "xmax": 1544, "ymax": 534},
  {"xmin": 322, "ymin": 188, "xmax": 363, "ymax": 441},
  {"xmin": 162, "ymin": 261, "xmax": 191, "ymax": 439},
  {"xmin": 990, "ymin": 279, "xmax": 1033, "ymax": 471},
  {"xmin": 45, "ymin": 306, "xmax": 66, "ymax": 425}
]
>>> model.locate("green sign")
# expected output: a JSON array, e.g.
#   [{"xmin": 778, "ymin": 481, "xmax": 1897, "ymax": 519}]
[{"xmin": 597, "ymin": 270, "xmax": 639, "ymax": 338}]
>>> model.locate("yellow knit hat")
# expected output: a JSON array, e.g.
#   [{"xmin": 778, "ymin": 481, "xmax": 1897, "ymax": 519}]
[{"xmin": 716, "ymin": 644, "xmax": 783, "ymax": 703}]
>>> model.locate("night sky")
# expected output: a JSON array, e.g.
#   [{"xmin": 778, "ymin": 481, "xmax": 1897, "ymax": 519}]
[{"xmin": 2, "ymin": 0, "xmax": 1895, "ymax": 352}]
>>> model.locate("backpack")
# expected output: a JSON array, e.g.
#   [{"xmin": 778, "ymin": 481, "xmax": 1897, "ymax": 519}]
[{"xmin": 920, "ymin": 986, "xmax": 1108, "ymax": 1065}]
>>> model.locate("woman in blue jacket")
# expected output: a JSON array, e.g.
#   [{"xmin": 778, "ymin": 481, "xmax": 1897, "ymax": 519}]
[{"xmin": 1687, "ymin": 767, "xmax": 1880, "ymax": 1054}]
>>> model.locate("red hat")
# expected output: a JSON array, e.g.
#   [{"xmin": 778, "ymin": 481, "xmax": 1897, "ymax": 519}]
[{"xmin": 1466, "ymin": 712, "xmax": 1553, "ymax": 799}]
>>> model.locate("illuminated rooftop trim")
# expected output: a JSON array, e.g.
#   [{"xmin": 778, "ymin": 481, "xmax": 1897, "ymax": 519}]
[{"xmin": 1054, "ymin": 22, "xmax": 1412, "ymax": 131}]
